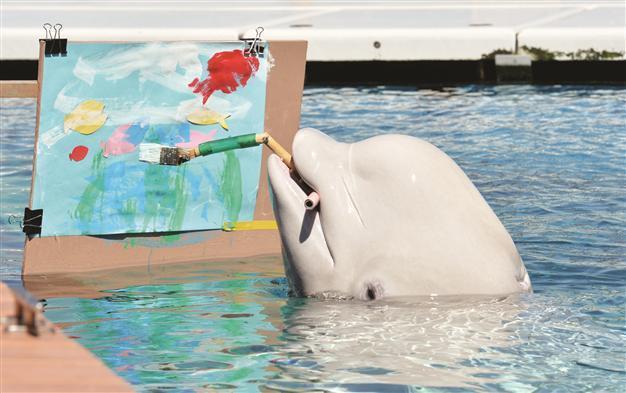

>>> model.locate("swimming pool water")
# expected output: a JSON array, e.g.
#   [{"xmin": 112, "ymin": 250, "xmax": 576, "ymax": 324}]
[
  {"xmin": 1, "ymin": 86, "xmax": 625, "ymax": 391},
  {"xmin": 0, "ymin": 99, "xmax": 34, "ymax": 281}
]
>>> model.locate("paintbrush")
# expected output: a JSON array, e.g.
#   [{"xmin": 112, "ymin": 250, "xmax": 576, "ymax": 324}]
[
  {"xmin": 138, "ymin": 132, "xmax": 320, "ymax": 209},
  {"xmin": 139, "ymin": 132, "xmax": 292, "ymax": 168}
]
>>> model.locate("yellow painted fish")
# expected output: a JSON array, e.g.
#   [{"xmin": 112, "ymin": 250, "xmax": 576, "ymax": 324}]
[
  {"xmin": 187, "ymin": 108, "xmax": 230, "ymax": 130},
  {"xmin": 64, "ymin": 100, "xmax": 108, "ymax": 135}
]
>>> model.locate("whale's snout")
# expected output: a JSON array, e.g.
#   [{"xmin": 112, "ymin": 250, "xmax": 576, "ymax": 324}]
[{"xmin": 267, "ymin": 152, "xmax": 335, "ymax": 296}]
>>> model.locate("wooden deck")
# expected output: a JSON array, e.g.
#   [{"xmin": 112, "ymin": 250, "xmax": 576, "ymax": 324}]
[{"xmin": 1, "ymin": 283, "xmax": 134, "ymax": 392}]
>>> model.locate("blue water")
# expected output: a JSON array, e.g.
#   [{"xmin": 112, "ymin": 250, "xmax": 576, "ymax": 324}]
[
  {"xmin": 1, "ymin": 86, "xmax": 625, "ymax": 391},
  {"xmin": 0, "ymin": 99, "xmax": 35, "ymax": 280}
]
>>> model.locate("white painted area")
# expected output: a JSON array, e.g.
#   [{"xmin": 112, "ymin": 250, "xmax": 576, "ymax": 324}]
[
  {"xmin": 71, "ymin": 42, "xmax": 204, "ymax": 89},
  {"xmin": 1, "ymin": 1, "xmax": 624, "ymax": 61}
]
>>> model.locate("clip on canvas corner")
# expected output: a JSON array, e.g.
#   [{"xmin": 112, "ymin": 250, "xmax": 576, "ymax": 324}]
[
  {"xmin": 22, "ymin": 207, "xmax": 43, "ymax": 238},
  {"xmin": 242, "ymin": 26, "xmax": 265, "ymax": 58},
  {"xmin": 42, "ymin": 23, "xmax": 67, "ymax": 57}
]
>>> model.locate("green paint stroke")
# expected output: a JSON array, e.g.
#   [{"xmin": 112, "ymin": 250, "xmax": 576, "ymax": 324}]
[
  {"xmin": 123, "ymin": 238, "xmax": 137, "ymax": 249},
  {"xmin": 122, "ymin": 234, "xmax": 180, "ymax": 249},
  {"xmin": 142, "ymin": 164, "xmax": 189, "ymax": 232},
  {"xmin": 120, "ymin": 199, "xmax": 137, "ymax": 229},
  {"xmin": 220, "ymin": 151, "xmax": 243, "ymax": 229},
  {"xmin": 169, "ymin": 167, "xmax": 188, "ymax": 230},
  {"xmin": 74, "ymin": 149, "xmax": 106, "ymax": 230},
  {"xmin": 160, "ymin": 234, "xmax": 181, "ymax": 245}
]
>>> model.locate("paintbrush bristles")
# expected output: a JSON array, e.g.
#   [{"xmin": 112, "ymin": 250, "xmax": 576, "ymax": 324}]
[
  {"xmin": 139, "ymin": 143, "xmax": 194, "ymax": 166},
  {"xmin": 138, "ymin": 143, "xmax": 164, "ymax": 164}
]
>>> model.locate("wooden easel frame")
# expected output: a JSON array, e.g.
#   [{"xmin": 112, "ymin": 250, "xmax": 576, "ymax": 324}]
[{"xmin": 23, "ymin": 40, "xmax": 307, "ymax": 276}]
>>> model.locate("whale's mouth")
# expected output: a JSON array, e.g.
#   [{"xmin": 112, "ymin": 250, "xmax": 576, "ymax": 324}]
[
  {"xmin": 267, "ymin": 154, "xmax": 334, "ymax": 265},
  {"xmin": 270, "ymin": 154, "xmax": 315, "ymax": 203}
]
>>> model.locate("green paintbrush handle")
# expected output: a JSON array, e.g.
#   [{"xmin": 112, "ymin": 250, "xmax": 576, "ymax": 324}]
[{"xmin": 197, "ymin": 133, "xmax": 259, "ymax": 156}]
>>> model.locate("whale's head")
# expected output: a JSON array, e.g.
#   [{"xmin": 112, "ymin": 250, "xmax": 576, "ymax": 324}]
[{"xmin": 268, "ymin": 128, "xmax": 531, "ymax": 300}]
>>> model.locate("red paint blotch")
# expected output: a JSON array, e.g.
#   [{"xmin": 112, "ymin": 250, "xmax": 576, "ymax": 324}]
[
  {"xmin": 69, "ymin": 145, "xmax": 89, "ymax": 162},
  {"xmin": 189, "ymin": 50, "xmax": 259, "ymax": 104}
]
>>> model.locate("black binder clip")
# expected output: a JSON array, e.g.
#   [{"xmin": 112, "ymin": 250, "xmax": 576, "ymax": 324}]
[
  {"xmin": 242, "ymin": 26, "xmax": 265, "ymax": 58},
  {"xmin": 42, "ymin": 23, "xmax": 67, "ymax": 57},
  {"xmin": 22, "ymin": 207, "xmax": 43, "ymax": 238}
]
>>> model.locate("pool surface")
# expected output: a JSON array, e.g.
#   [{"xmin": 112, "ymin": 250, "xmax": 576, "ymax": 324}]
[{"xmin": 2, "ymin": 86, "xmax": 625, "ymax": 391}]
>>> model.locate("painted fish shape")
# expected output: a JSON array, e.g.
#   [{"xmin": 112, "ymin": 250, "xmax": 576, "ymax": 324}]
[
  {"xmin": 186, "ymin": 108, "xmax": 230, "ymax": 130},
  {"xmin": 188, "ymin": 49, "xmax": 259, "ymax": 104},
  {"xmin": 69, "ymin": 145, "xmax": 89, "ymax": 162},
  {"xmin": 64, "ymin": 100, "xmax": 108, "ymax": 135}
]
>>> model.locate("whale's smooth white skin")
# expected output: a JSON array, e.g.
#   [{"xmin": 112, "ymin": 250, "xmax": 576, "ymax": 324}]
[{"xmin": 267, "ymin": 128, "xmax": 531, "ymax": 299}]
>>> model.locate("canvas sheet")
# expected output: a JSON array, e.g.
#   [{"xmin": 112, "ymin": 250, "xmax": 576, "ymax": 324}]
[{"xmin": 32, "ymin": 42, "xmax": 268, "ymax": 236}]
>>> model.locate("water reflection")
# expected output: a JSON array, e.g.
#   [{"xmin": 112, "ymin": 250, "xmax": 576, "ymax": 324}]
[
  {"xmin": 32, "ymin": 258, "xmax": 286, "ymax": 391},
  {"xmin": 270, "ymin": 295, "xmax": 527, "ymax": 390}
]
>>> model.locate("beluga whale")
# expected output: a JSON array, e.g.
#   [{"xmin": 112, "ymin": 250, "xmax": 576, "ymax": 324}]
[{"xmin": 267, "ymin": 128, "xmax": 531, "ymax": 300}]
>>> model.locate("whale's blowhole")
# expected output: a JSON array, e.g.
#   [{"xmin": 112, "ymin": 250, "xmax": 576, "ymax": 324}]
[
  {"xmin": 364, "ymin": 281, "xmax": 384, "ymax": 301},
  {"xmin": 366, "ymin": 286, "xmax": 376, "ymax": 300}
]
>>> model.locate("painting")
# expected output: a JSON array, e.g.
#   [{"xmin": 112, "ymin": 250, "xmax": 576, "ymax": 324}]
[{"xmin": 32, "ymin": 42, "xmax": 269, "ymax": 236}]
